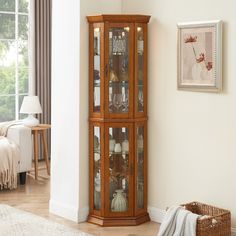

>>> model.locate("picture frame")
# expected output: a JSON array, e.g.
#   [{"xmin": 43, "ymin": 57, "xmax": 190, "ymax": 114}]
[{"xmin": 177, "ymin": 20, "xmax": 222, "ymax": 92}]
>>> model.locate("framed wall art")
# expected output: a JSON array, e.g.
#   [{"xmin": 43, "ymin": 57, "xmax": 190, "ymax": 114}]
[{"xmin": 177, "ymin": 20, "xmax": 222, "ymax": 92}]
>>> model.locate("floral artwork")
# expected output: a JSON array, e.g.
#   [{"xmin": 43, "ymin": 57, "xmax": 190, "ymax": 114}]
[{"xmin": 177, "ymin": 21, "xmax": 222, "ymax": 92}]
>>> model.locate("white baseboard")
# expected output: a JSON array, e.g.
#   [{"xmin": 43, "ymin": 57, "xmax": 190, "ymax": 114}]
[
  {"xmin": 148, "ymin": 206, "xmax": 236, "ymax": 235},
  {"xmin": 232, "ymin": 228, "xmax": 236, "ymax": 236},
  {"xmin": 78, "ymin": 205, "xmax": 89, "ymax": 222},
  {"xmin": 49, "ymin": 200, "xmax": 89, "ymax": 223}
]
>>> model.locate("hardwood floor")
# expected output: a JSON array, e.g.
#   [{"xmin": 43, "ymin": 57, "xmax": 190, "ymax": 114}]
[{"xmin": 0, "ymin": 162, "xmax": 160, "ymax": 236}]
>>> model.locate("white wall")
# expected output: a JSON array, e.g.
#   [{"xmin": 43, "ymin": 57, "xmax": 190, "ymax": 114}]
[
  {"xmin": 50, "ymin": 0, "xmax": 121, "ymax": 222},
  {"xmin": 50, "ymin": 0, "xmax": 81, "ymax": 221},
  {"xmin": 123, "ymin": 0, "xmax": 236, "ymax": 227}
]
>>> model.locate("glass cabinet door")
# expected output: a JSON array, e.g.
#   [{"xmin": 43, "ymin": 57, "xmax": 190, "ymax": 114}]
[
  {"xmin": 93, "ymin": 126, "xmax": 101, "ymax": 211},
  {"xmin": 105, "ymin": 124, "xmax": 133, "ymax": 216},
  {"xmin": 93, "ymin": 28, "xmax": 101, "ymax": 113},
  {"xmin": 106, "ymin": 24, "xmax": 134, "ymax": 118},
  {"xmin": 136, "ymin": 126, "xmax": 144, "ymax": 210},
  {"xmin": 90, "ymin": 23, "xmax": 104, "ymax": 118},
  {"xmin": 135, "ymin": 24, "xmax": 147, "ymax": 117},
  {"xmin": 135, "ymin": 122, "xmax": 147, "ymax": 214}
]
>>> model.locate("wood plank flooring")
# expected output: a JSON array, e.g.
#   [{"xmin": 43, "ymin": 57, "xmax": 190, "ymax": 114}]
[{"xmin": 0, "ymin": 162, "xmax": 160, "ymax": 236}]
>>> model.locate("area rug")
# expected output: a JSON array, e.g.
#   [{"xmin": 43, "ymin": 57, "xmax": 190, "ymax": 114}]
[{"xmin": 0, "ymin": 204, "xmax": 93, "ymax": 236}]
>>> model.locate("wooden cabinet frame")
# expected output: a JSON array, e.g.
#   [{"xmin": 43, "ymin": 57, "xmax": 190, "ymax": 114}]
[{"xmin": 87, "ymin": 15, "xmax": 150, "ymax": 226}]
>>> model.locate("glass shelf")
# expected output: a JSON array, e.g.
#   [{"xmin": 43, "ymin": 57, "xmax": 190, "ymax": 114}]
[
  {"xmin": 109, "ymin": 151, "xmax": 129, "ymax": 156},
  {"xmin": 109, "ymin": 80, "xmax": 128, "ymax": 84},
  {"xmin": 110, "ymin": 52, "xmax": 127, "ymax": 56},
  {"xmin": 109, "ymin": 81, "xmax": 129, "ymax": 88},
  {"xmin": 94, "ymin": 80, "xmax": 100, "ymax": 87},
  {"xmin": 94, "ymin": 149, "xmax": 101, "ymax": 154}
]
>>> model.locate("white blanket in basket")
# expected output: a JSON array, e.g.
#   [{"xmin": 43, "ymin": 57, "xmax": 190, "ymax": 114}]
[{"xmin": 158, "ymin": 206, "xmax": 199, "ymax": 236}]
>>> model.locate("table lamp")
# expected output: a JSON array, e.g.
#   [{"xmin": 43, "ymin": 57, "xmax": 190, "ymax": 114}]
[{"xmin": 20, "ymin": 96, "xmax": 42, "ymax": 127}]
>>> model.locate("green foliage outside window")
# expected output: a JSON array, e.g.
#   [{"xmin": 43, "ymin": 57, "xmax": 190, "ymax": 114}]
[
  {"xmin": 0, "ymin": 0, "xmax": 29, "ymax": 122},
  {"xmin": 0, "ymin": 0, "xmax": 15, "ymax": 12}
]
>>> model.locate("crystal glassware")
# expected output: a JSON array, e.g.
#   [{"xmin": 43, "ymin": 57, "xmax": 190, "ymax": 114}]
[
  {"xmin": 138, "ymin": 90, "xmax": 144, "ymax": 108},
  {"xmin": 113, "ymin": 93, "xmax": 123, "ymax": 111},
  {"xmin": 122, "ymin": 92, "xmax": 129, "ymax": 112}
]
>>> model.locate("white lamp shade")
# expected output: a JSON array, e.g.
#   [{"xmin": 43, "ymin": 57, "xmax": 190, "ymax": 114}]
[{"xmin": 20, "ymin": 96, "xmax": 42, "ymax": 114}]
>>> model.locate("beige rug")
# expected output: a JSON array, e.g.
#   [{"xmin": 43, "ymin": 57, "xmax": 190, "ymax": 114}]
[{"xmin": 0, "ymin": 204, "xmax": 93, "ymax": 236}]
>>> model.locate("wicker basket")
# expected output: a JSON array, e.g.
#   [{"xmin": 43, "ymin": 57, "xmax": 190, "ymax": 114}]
[{"xmin": 182, "ymin": 202, "xmax": 231, "ymax": 236}]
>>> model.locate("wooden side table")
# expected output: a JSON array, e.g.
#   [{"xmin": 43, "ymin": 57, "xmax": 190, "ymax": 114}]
[{"xmin": 31, "ymin": 124, "xmax": 51, "ymax": 180}]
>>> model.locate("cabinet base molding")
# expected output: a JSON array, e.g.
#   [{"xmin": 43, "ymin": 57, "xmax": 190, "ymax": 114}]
[{"xmin": 87, "ymin": 213, "xmax": 150, "ymax": 226}]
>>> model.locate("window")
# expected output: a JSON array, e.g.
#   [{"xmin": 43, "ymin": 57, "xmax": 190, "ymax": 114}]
[{"xmin": 0, "ymin": 0, "xmax": 31, "ymax": 122}]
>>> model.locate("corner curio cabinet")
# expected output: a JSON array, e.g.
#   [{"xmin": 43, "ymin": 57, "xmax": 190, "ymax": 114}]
[{"xmin": 87, "ymin": 15, "xmax": 150, "ymax": 226}]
